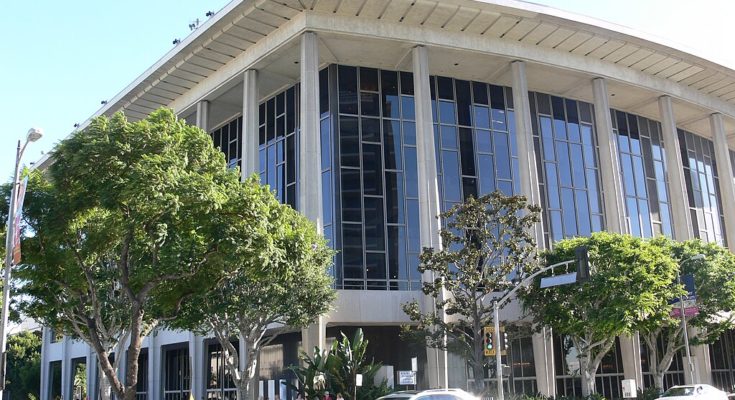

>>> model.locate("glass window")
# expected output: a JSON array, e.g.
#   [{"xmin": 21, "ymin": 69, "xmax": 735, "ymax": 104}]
[
  {"xmin": 680, "ymin": 129, "xmax": 726, "ymax": 246},
  {"xmin": 164, "ymin": 347, "xmax": 191, "ymax": 400},
  {"xmin": 531, "ymin": 92, "xmax": 604, "ymax": 245},
  {"xmin": 612, "ymin": 110, "xmax": 673, "ymax": 238},
  {"xmin": 332, "ymin": 66, "xmax": 421, "ymax": 290}
]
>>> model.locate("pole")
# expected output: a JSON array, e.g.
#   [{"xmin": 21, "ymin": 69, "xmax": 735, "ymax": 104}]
[
  {"xmin": 679, "ymin": 273, "xmax": 695, "ymax": 382},
  {"xmin": 0, "ymin": 140, "xmax": 24, "ymax": 396},
  {"xmin": 494, "ymin": 302, "xmax": 503, "ymax": 400}
]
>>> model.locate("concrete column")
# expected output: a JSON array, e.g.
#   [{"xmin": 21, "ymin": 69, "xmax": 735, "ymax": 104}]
[
  {"xmin": 196, "ymin": 100, "xmax": 210, "ymax": 132},
  {"xmin": 511, "ymin": 61, "xmax": 544, "ymax": 248},
  {"xmin": 619, "ymin": 334, "xmax": 644, "ymax": 389},
  {"xmin": 531, "ymin": 327, "xmax": 556, "ymax": 396},
  {"xmin": 148, "ymin": 330, "xmax": 158, "ymax": 400},
  {"xmin": 62, "ymin": 336, "xmax": 71, "ymax": 400},
  {"xmin": 298, "ymin": 31, "xmax": 324, "ymax": 231},
  {"xmin": 711, "ymin": 113, "xmax": 735, "ymax": 251},
  {"xmin": 242, "ymin": 69, "xmax": 260, "ymax": 180},
  {"xmin": 659, "ymin": 96, "xmax": 693, "ymax": 240},
  {"xmin": 189, "ymin": 333, "xmax": 204, "ymax": 400},
  {"xmin": 87, "ymin": 346, "xmax": 97, "ymax": 400},
  {"xmin": 40, "ymin": 328, "xmax": 50, "ymax": 400},
  {"xmin": 592, "ymin": 78, "xmax": 627, "ymax": 234},
  {"xmin": 412, "ymin": 45, "xmax": 447, "ymax": 389},
  {"xmin": 603, "ymin": 75, "xmax": 644, "ymax": 385},
  {"xmin": 689, "ymin": 327, "xmax": 712, "ymax": 385},
  {"xmin": 298, "ymin": 31, "xmax": 327, "ymax": 353}
]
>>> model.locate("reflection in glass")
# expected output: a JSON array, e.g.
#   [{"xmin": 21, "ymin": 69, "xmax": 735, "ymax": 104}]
[
  {"xmin": 612, "ymin": 110, "xmax": 673, "ymax": 238},
  {"xmin": 679, "ymin": 129, "xmax": 726, "ymax": 245},
  {"xmin": 531, "ymin": 93, "xmax": 603, "ymax": 246}
]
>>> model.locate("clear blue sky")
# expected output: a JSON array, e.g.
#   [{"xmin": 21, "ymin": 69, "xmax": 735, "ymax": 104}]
[{"xmin": 2, "ymin": 0, "xmax": 733, "ymax": 179}]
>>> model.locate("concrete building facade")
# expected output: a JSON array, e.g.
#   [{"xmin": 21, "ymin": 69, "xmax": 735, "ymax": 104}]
[{"xmin": 38, "ymin": 0, "xmax": 735, "ymax": 399}]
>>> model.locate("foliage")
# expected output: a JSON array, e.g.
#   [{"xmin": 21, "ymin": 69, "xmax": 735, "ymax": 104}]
[
  {"xmin": 637, "ymin": 386, "xmax": 662, "ymax": 400},
  {"xmin": 290, "ymin": 329, "xmax": 391, "ymax": 400},
  {"xmin": 14, "ymin": 109, "xmax": 272, "ymax": 400},
  {"xmin": 172, "ymin": 185, "xmax": 335, "ymax": 400},
  {"xmin": 5, "ymin": 330, "xmax": 41, "ymax": 400},
  {"xmin": 519, "ymin": 232, "xmax": 679, "ymax": 396},
  {"xmin": 639, "ymin": 236, "xmax": 735, "ymax": 390},
  {"xmin": 401, "ymin": 192, "xmax": 541, "ymax": 394},
  {"xmin": 291, "ymin": 346, "xmax": 336, "ymax": 400}
]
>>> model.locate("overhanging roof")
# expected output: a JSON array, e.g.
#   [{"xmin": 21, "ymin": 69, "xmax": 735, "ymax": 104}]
[{"xmin": 37, "ymin": 0, "xmax": 735, "ymax": 168}]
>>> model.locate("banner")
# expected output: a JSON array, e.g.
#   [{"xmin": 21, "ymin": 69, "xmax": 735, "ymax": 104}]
[{"xmin": 11, "ymin": 176, "xmax": 28, "ymax": 265}]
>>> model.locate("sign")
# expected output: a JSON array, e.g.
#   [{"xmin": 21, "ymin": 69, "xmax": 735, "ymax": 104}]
[
  {"xmin": 398, "ymin": 371, "xmax": 416, "ymax": 385},
  {"xmin": 355, "ymin": 374, "xmax": 363, "ymax": 387},
  {"xmin": 621, "ymin": 379, "xmax": 637, "ymax": 398},
  {"xmin": 11, "ymin": 177, "xmax": 28, "ymax": 265},
  {"xmin": 540, "ymin": 272, "xmax": 578, "ymax": 288},
  {"xmin": 671, "ymin": 299, "xmax": 699, "ymax": 318},
  {"xmin": 411, "ymin": 357, "xmax": 417, "ymax": 372}
]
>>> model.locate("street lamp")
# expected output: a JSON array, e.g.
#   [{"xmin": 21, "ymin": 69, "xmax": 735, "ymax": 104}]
[
  {"xmin": 0, "ymin": 128, "xmax": 43, "ymax": 395},
  {"xmin": 679, "ymin": 253, "xmax": 705, "ymax": 384}
]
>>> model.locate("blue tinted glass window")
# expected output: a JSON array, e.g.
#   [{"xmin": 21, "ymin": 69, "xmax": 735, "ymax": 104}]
[
  {"xmin": 331, "ymin": 66, "xmax": 421, "ymax": 290},
  {"xmin": 613, "ymin": 110, "xmax": 673, "ymax": 238},
  {"xmin": 532, "ymin": 93, "xmax": 603, "ymax": 245},
  {"xmin": 680, "ymin": 129, "xmax": 726, "ymax": 245}
]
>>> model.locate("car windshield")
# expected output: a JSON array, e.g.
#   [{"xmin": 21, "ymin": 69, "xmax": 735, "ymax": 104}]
[{"xmin": 662, "ymin": 387, "xmax": 695, "ymax": 396}]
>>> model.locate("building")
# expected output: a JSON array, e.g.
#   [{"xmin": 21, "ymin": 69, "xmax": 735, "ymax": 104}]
[{"xmin": 38, "ymin": 0, "xmax": 735, "ymax": 399}]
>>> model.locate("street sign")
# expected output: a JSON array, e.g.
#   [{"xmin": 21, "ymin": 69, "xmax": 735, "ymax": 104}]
[
  {"xmin": 539, "ymin": 272, "xmax": 577, "ymax": 288},
  {"xmin": 671, "ymin": 299, "xmax": 699, "ymax": 318},
  {"xmin": 398, "ymin": 371, "xmax": 416, "ymax": 385}
]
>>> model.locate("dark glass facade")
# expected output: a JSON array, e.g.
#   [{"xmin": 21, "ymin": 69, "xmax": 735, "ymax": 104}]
[
  {"xmin": 641, "ymin": 336, "xmax": 684, "ymax": 391},
  {"xmin": 205, "ymin": 342, "xmax": 237, "ymax": 400},
  {"xmin": 679, "ymin": 129, "xmax": 726, "ymax": 245},
  {"xmin": 163, "ymin": 346, "xmax": 191, "ymax": 400},
  {"xmin": 430, "ymin": 76, "xmax": 519, "ymax": 210},
  {"xmin": 554, "ymin": 336, "xmax": 624, "ymax": 399},
  {"xmin": 530, "ymin": 93, "xmax": 604, "ymax": 246},
  {"xmin": 211, "ymin": 117, "xmax": 243, "ymax": 170},
  {"xmin": 332, "ymin": 65, "xmax": 421, "ymax": 290},
  {"xmin": 136, "ymin": 351, "xmax": 148, "ymax": 400},
  {"xmin": 611, "ymin": 110, "xmax": 673, "ymax": 238},
  {"xmin": 710, "ymin": 329, "xmax": 735, "ymax": 392},
  {"xmin": 259, "ymin": 86, "xmax": 299, "ymax": 210}
]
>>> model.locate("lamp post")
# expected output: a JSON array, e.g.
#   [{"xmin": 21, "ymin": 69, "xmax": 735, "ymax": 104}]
[
  {"xmin": 0, "ymin": 128, "xmax": 43, "ymax": 396},
  {"xmin": 679, "ymin": 253, "xmax": 705, "ymax": 384}
]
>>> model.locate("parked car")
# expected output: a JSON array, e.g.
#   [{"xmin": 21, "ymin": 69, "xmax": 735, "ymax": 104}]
[
  {"xmin": 377, "ymin": 389, "xmax": 479, "ymax": 400},
  {"xmin": 655, "ymin": 384, "xmax": 728, "ymax": 400}
]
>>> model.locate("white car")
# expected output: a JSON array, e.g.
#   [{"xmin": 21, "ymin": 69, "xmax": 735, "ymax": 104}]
[
  {"xmin": 655, "ymin": 384, "xmax": 728, "ymax": 400},
  {"xmin": 377, "ymin": 389, "xmax": 479, "ymax": 400}
]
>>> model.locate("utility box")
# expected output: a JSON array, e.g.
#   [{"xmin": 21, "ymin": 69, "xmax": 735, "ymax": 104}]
[{"xmin": 621, "ymin": 379, "xmax": 637, "ymax": 398}]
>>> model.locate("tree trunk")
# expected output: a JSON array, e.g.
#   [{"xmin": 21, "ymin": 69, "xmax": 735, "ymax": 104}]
[
  {"xmin": 579, "ymin": 353, "xmax": 595, "ymax": 397},
  {"xmin": 99, "ymin": 374, "xmax": 112, "ymax": 400}
]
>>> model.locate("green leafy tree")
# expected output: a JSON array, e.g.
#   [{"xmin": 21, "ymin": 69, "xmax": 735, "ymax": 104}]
[
  {"xmin": 14, "ymin": 109, "xmax": 276, "ymax": 400},
  {"xmin": 401, "ymin": 192, "xmax": 541, "ymax": 395},
  {"xmin": 520, "ymin": 232, "xmax": 679, "ymax": 396},
  {"xmin": 173, "ymin": 196, "xmax": 335, "ymax": 400},
  {"xmin": 639, "ymin": 237, "xmax": 735, "ymax": 391},
  {"xmin": 5, "ymin": 330, "xmax": 42, "ymax": 400}
]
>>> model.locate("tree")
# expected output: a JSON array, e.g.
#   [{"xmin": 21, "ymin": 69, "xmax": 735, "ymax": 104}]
[
  {"xmin": 401, "ymin": 192, "xmax": 541, "ymax": 395},
  {"xmin": 520, "ymin": 232, "xmax": 679, "ymax": 396},
  {"xmin": 14, "ymin": 109, "xmax": 276, "ymax": 400},
  {"xmin": 5, "ymin": 330, "xmax": 42, "ymax": 400},
  {"xmin": 173, "ymin": 195, "xmax": 336, "ymax": 400},
  {"xmin": 639, "ymin": 237, "xmax": 735, "ymax": 391}
]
